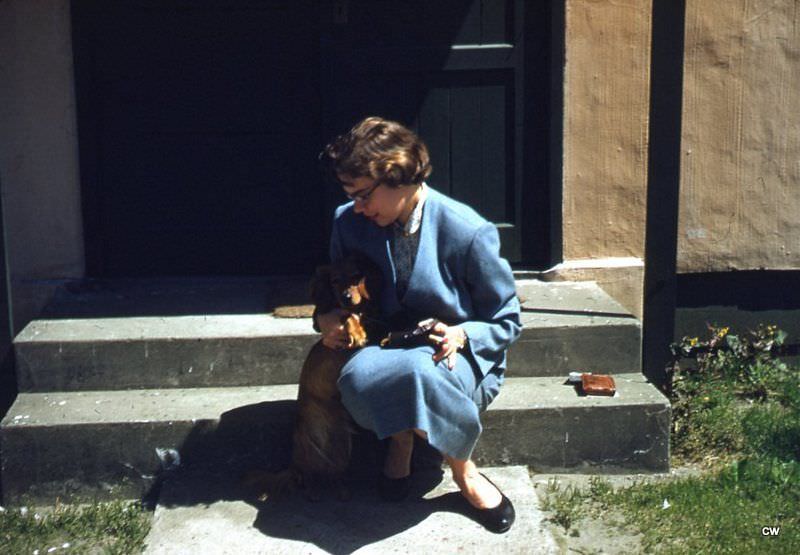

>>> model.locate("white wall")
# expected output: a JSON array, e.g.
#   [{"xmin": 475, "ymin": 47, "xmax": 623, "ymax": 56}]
[{"xmin": 0, "ymin": 0, "xmax": 85, "ymax": 334}]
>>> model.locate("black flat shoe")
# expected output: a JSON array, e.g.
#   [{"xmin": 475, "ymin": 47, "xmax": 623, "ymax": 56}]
[
  {"xmin": 378, "ymin": 472, "xmax": 412, "ymax": 502},
  {"xmin": 465, "ymin": 472, "xmax": 515, "ymax": 533}
]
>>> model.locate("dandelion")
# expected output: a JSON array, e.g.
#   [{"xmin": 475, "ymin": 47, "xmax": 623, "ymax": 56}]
[{"xmin": 20, "ymin": 506, "xmax": 28, "ymax": 516}]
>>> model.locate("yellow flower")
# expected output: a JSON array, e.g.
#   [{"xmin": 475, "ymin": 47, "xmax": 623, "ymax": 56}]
[{"xmin": 689, "ymin": 337, "xmax": 699, "ymax": 346}]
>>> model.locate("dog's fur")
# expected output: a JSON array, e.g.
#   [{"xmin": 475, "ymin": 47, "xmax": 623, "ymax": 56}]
[{"xmin": 240, "ymin": 252, "xmax": 383, "ymax": 501}]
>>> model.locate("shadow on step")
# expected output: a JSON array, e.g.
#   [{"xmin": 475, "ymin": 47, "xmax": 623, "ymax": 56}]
[
  {"xmin": 141, "ymin": 399, "xmax": 480, "ymax": 548},
  {"xmin": 40, "ymin": 276, "xmax": 312, "ymax": 319}
]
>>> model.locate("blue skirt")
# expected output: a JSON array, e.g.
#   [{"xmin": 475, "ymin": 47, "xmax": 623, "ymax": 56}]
[{"xmin": 336, "ymin": 343, "xmax": 503, "ymax": 461}]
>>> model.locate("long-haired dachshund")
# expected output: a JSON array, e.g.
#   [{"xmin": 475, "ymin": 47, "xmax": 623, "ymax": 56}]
[{"xmin": 240, "ymin": 251, "xmax": 384, "ymax": 501}]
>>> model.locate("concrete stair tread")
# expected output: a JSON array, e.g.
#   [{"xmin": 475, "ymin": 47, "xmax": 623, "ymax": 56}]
[
  {"xmin": 17, "ymin": 308, "xmax": 636, "ymax": 345},
  {"xmin": 1, "ymin": 374, "xmax": 666, "ymax": 427},
  {"xmin": 39, "ymin": 275, "xmax": 634, "ymax": 319},
  {"xmin": 39, "ymin": 276, "xmax": 311, "ymax": 319},
  {"xmin": 142, "ymin": 465, "xmax": 560, "ymax": 554},
  {"xmin": 15, "ymin": 314, "xmax": 313, "ymax": 342},
  {"xmin": 22, "ymin": 277, "xmax": 637, "ymax": 344},
  {"xmin": 1, "ymin": 374, "xmax": 670, "ymax": 504},
  {"xmin": 15, "ymin": 297, "xmax": 641, "ymax": 391},
  {"xmin": 515, "ymin": 278, "xmax": 633, "ymax": 316},
  {"xmin": 490, "ymin": 373, "xmax": 666, "ymax": 409}
]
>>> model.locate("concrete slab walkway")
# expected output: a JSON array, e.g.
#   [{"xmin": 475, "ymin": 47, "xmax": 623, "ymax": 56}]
[{"xmin": 142, "ymin": 465, "xmax": 559, "ymax": 554}]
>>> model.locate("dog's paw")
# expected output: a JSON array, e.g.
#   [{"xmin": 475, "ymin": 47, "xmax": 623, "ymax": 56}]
[{"xmin": 345, "ymin": 314, "xmax": 368, "ymax": 347}]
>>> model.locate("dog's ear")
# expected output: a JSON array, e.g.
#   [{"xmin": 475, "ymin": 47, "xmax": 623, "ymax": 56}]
[
  {"xmin": 309, "ymin": 264, "xmax": 335, "ymax": 310},
  {"xmin": 350, "ymin": 251, "xmax": 383, "ymax": 301},
  {"xmin": 356, "ymin": 276, "xmax": 370, "ymax": 300}
]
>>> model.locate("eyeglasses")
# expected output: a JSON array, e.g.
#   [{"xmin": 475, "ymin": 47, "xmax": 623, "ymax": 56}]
[{"xmin": 344, "ymin": 181, "xmax": 381, "ymax": 203}]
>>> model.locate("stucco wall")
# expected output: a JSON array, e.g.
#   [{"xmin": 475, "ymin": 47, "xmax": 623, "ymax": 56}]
[
  {"xmin": 563, "ymin": 0, "xmax": 652, "ymax": 261},
  {"xmin": 678, "ymin": 0, "xmax": 800, "ymax": 272},
  {"xmin": 558, "ymin": 0, "xmax": 653, "ymax": 319},
  {"xmin": 0, "ymin": 0, "xmax": 85, "ymax": 335}
]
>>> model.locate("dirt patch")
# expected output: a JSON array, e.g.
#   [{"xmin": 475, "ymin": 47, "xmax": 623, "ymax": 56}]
[{"xmin": 529, "ymin": 463, "xmax": 706, "ymax": 554}]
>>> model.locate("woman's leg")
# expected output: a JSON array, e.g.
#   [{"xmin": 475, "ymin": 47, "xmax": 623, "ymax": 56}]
[
  {"xmin": 387, "ymin": 428, "xmax": 503, "ymax": 508},
  {"xmin": 383, "ymin": 429, "xmax": 413, "ymax": 478},
  {"xmin": 383, "ymin": 428, "xmax": 427, "ymax": 478},
  {"xmin": 338, "ymin": 345, "xmax": 501, "ymax": 504},
  {"xmin": 338, "ymin": 346, "xmax": 482, "ymax": 462},
  {"xmin": 442, "ymin": 453, "xmax": 503, "ymax": 509}
]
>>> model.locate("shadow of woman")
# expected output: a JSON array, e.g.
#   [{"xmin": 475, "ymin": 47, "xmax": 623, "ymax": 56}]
[
  {"xmin": 249, "ymin": 480, "xmax": 470, "ymax": 554},
  {"xmin": 143, "ymin": 399, "xmax": 481, "ymax": 549}
]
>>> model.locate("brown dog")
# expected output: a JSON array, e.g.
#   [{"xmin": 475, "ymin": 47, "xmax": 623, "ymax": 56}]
[{"xmin": 241, "ymin": 252, "xmax": 383, "ymax": 501}]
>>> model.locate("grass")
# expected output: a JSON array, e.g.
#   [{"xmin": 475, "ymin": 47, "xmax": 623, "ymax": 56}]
[
  {"xmin": 580, "ymin": 459, "xmax": 799, "ymax": 554},
  {"xmin": 0, "ymin": 497, "xmax": 152, "ymax": 555},
  {"xmin": 539, "ymin": 476, "xmax": 587, "ymax": 531},
  {"xmin": 541, "ymin": 322, "xmax": 800, "ymax": 554}
]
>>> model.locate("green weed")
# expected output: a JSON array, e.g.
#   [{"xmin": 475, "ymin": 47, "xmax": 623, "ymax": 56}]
[{"xmin": 0, "ymin": 497, "xmax": 151, "ymax": 555}]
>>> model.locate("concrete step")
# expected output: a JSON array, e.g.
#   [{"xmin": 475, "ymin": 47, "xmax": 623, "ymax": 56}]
[
  {"xmin": 512, "ymin": 279, "xmax": 641, "ymax": 377},
  {"xmin": 141, "ymin": 465, "xmax": 560, "ymax": 554},
  {"xmin": 0, "ymin": 373, "xmax": 669, "ymax": 506},
  {"xmin": 15, "ymin": 279, "xmax": 640, "ymax": 392}
]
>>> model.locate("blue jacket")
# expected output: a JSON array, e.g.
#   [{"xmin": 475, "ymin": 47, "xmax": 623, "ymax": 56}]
[{"xmin": 328, "ymin": 185, "xmax": 522, "ymax": 379}]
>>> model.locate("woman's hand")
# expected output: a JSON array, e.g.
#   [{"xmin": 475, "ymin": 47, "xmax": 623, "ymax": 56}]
[
  {"xmin": 318, "ymin": 308, "xmax": 352, "ymax": 350},
  {"xmin": 421, "ymin": 318, "xmax": 467, "ymax": 370}
]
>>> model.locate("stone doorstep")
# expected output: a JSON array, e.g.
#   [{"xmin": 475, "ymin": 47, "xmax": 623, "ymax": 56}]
[
  {"xmin": 141, "ymin": 465, "xmax": 561, "ymax": 554},
  {"xmin": 514, "ymin": 278, "xmax": 633, "ymax": 316},
  {"xmin": 13, "ymin": 311, "xmax": 640, "ymax": 392},
  {"xmin": 38, "ymin": 277, "xmax": 633, "ymax": 320},
  {"xmin": 0, "ymin": 373, "xmax": 670, "ymax": 506}
]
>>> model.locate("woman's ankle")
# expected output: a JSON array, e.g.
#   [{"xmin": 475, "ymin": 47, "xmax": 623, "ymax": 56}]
[
  {"xmin": 446, "ymin": 456, "xmax": 476, "ymax": 481},
  {"xmin": 454, "ymin": 471, "xmax": 503, "ymax": 508}
]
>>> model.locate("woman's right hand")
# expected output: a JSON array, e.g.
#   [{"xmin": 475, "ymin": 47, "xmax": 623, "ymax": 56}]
[{"xmin": 317, "ymin": 308, "xmax": 351, "ymax": 350}]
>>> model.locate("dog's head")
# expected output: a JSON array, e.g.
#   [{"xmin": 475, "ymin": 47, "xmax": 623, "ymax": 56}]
[{"xmin": 310, "ymin": 252, "xmax": 383, "ymax": 312}]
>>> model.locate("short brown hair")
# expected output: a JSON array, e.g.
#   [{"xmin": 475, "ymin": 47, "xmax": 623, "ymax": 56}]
[{"xmin": 319, "ymin": 116, "xmax": 432, "ymax": 188}]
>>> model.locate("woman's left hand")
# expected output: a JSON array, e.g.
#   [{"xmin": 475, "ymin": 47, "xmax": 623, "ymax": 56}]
[{"xmin": 420, "ymin": 318, "xmax": 467, "ymax": 370}]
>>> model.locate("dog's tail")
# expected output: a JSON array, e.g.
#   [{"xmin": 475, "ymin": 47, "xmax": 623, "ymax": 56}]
[{"xmin": 239, "ymin": 467, "xmax": 300, "ymax": 501}]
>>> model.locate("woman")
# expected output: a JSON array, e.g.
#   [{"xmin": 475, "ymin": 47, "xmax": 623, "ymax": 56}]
[{"xmin": 315, "ymin": 116, "xmax": 522, "ymax": 533}]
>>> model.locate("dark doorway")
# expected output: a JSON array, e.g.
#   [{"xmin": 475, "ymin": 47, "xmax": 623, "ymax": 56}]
[
  {"xmin": 72, "ymin": 0, "xmax": 560, "ymax": 276},
  {"xmin": 73, "ymin": 0, "xmax": 326, "ymax": 276}
]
